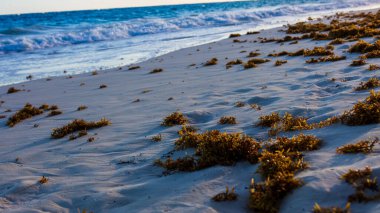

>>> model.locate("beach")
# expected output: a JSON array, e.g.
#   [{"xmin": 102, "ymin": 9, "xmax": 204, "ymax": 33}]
[
  {"xmin": 1, "ymin": 0, "xmax": 380, "ymax": 86},
  {"xmin": 1, "ymin": 7, "xmax": 380, "ymax": 213}
]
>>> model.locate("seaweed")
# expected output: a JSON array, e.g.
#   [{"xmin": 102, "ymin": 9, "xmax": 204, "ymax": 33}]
[
  {"xmin": 162, "ymin": 112, "xmax": 188, "ymax": 126},
  {"xmin": 229, "ymin": 33, "xmax": 241, "ymax": 38},
  {"xmin": 218, "ymin": 116, "xmax": 238, "ymax": 125},
  {"xmin": 267, "ymin": 134, "xmax": 322, "ymax": 153},
  {"xmin": 7, "ymin": 103, "xmax": 43, "ymax": 127},
  {"xmin": 150, "ymin": 68, "xmax": 163, "ymax": 74},
  {"xmin": 51, "ymin": 118, "xmax": 110, "ymax": 139},
  {"xmin": 355, "ymin": 77, "xmax": 380, "ymax": 91},
  {"xmin": 341, "ymin": 90, "xmax": 380, "ymax": 125},
  {"xmin": 7, "ymin": 87, "xmax": 21, "ymax": 94},
  {"xmin": 312, "ymin": 203, "xmax": 351, "ymax": 213},
  {"xmin": 212, "ymin": 186, "xmax": 238, "ymax": 202},
  {"xmin": 304, "ymin": 47, "xmax": 334, "ymax": 57},
  {"xmin": 205, "ymin": 58, "xmax": 218, "ymax": 66},
  {"xmin": 275, "ymin": 60, "xmax": 288, "ymax": 66},
  {"xmin": 337, "ymin": 138, "xmax": 379, "ymax": 154}
]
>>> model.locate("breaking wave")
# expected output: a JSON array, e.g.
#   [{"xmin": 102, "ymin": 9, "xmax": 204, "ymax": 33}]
[{"xmin": 0, "ymin": 0, "xmax": 379, "ymax": 54}]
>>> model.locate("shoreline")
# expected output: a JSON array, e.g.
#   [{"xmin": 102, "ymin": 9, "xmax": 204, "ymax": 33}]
[
  {"xmin": 2, "ymin": 4, "xmax": 380, "ymax": 87},
  {"xmin": 1, "ymin": 7, "xmax": 380, "ymax": 212}
]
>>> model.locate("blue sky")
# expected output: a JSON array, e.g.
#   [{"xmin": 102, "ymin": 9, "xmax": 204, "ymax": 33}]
[{"xmin": 0, "ymin": 0, "xmax": 241, "ymax": 15}]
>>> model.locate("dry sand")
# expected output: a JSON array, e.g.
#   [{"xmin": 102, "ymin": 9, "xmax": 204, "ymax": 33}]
[{"xmin": 1, "ymin": 8, "xmax": 380, "ymax": 213}]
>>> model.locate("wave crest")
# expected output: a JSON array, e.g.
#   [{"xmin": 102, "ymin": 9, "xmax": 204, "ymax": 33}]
[{"xmin": 0, "ymin": 0, "xmax": 379, "ymax": 54}]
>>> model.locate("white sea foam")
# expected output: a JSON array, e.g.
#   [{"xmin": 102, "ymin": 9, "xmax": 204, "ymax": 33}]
[{"xmin": 1, "ymin": 0, "xmax": 379, "ymax": 54}]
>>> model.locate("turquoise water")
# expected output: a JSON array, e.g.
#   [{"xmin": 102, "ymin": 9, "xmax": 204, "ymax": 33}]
[{"xmin": 0, "ymin": 0, "xmax": 379, "ymax": 85}]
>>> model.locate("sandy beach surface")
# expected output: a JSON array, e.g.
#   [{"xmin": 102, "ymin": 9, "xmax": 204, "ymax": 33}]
[{"xmin": 1, "ymin": 8, "xmax": 380, "ymax": 213}]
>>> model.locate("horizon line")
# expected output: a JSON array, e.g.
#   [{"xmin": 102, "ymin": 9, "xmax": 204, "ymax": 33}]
[{"xmin": 0, "ymin": 0, "xmax": 247, "ymax": 16}]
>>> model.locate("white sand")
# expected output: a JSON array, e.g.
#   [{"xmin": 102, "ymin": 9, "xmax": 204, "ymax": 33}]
[{"xmin": 1, "ymin": 9, "xmax": 380, "ymax": 213}]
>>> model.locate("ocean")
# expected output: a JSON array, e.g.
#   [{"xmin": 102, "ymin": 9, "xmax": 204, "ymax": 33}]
[{"xmin": 1, "ymin": 0, "xmax": 379, "ymax": 85}]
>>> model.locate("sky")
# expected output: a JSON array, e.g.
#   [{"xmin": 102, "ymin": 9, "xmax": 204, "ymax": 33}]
[{"xmin": 0, "ymin": 0, "xmax": 242, "ymax": 15}]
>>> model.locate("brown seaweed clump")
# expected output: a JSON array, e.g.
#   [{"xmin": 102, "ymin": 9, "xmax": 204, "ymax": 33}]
[
  {"xmin": 249, "ymin": 150, "xmax": 306, "ymax": 213},
  {"xmin": 268, "ymin": 112, "xmax": 311, "ymax": 135},
  {"xmin": 248, "ymin": 51, "xmax": 261, "ymax": 57},
  {"xmin": 248, "ymin": 58, "xmax": 271, "ymax": 64},
  {"xmin": 286, "ymin": 11, "xmax": 380, "ymax": 40},
  {"xmin": 244, "ymin": 60, "xmax": 257, "ymax": 69},
  {"xmin": 355, "ymin": 77, "xmax": 380, "ymax": 91},
  {"xmin": 150, "ymin": 68, "xmax": 163, "ymax": 74},
  {"xmin": 195, "ymin": 130, "xmax": 261, "ymax": 167},
  {"xmin": 7, "ymin": 87, "xmax": 21, "ymax": 94},
  {"xmin": 226, "ymin": 59, "xmax": 243, "ymax": 69},
  {"xmin": 51, "ymin": 118, "xmax": 110, "ymax": 139},
  {"xmin": 289, "ymin": 49, "xmax": 305, "ymax": 56},
  {"xmin": 328, "ymin": 25, "xmax": 380, "ymax": 39},
  {"xmin": 257, "ymin": 112, "xmax": 339, "ymax": 135},
  {"xmin": 268, "ymin": 51, "xmax": 289, "ymax": 57},
  {"xmin": 341, "ymin": 166, "xmax": 380, "ymax": 203},
  {"xmin": 275, "ymin": 60, "xmax": 288, "ymax": 66},
  {"xmin": 77, "ymin": 105, "xmax": 88, "ymax": 111},
  {"xmin": 307, "ymin": 55, "xmax": 346, "ymax": 63},
  {"xmin": 7, "ymin": 103, "xmax": 43, "ymax": 127},
  {"xmin": 366, "ymin": 50, "xmax": 380, "ymax": 58},
  {"xmin": 250, "ymin": 104, "xmax": 262, "ymax": 110},
  {"xmin": 37, "ymin": 104, "xmax": 58, "ymax": 112},
  {"xmin": 48, "ymin": 110, "xmax": 62, "ymax": 117},
  {"xmin": 69, "ymin": 130, "xmax": 88, "ymax": 141},
  {"xmin": 162, "ymin": 112, "xmax": 189, "ymax": 126},
  {"xmin": 341, "ymin": 90, "xmax": 380, "ymax": 125},
  {"xmin": 229, "ymin": 33, "xmax": 241, "ymax": 38},
  {"xmin": 205, "ymin": 58, "xmax": 218, "ymax": 66},
  {"xmin": 218, "ymin": 116, "xmax": 238, "ymax": 125},
  {"xmin": 312, "ymin": 203, "xmax": 351, "ymax": 213},
  {"xmin": 329, "ymin": 38, "xmax": 346, "ymax": 45},
  {"xmin": 235, "ymin": 101, "xmax": 245, "ymax": 107},
  {"xmin": 368, "ymin": 64, "xmax": 380, "ymax": 71},
  {"xmin": 249, "ymin": 132, "xmax": 324, "ymax": 212},
  {"xmin": 286, "ymin": 22, "xmax": 330, "ymax": 34},
  {"xmin": 247, "ymin": 31, "xmax": 260, "ymax": 35},
  {"xmin": 349, "ymin": 40, "xmax": 380, "ymax": 53},
  {"xmin": 243, "ymin": 58, "xmax": 270, "ymax": 69},
  {"xmin": 257, "ymin": 112, "xmax": 281, "ymax": 127},
  {"xmin": 212, "ymin": 186, "xmax": 238, "ymax": 202},
  {"xmin": 155, "ymin": 156, "xmax": 198, "ymax": 172},
  {"xmin": 158, "ymin": 130, "xmax": 261, "ymax": 172},
  {"xmin": 151, "ymin": 134, "xmax": 163, "ymax": 142},
  {"xmin": 336, "ymin": 138, "xmax": 379, "ymax": 154},
  {"xmin": 350, "ymin": 59, "xmax": 366, "ymax": 66},
  {"xmin": 99, "ymin": 84, "xmax": 107, "ymax": 89},
  {"xmin": 304, "ymin": 47, "xmax": 334, "ymax": 57},
  {"xmin": 128, "ymin": 66, "xmax": 141, "ymax": 70},
  {"xmin": 39, "ymin": 176, "xmax": 48, "ymax": 184},
  {"xmin": 341, "ymin": 167, "xmax": 372, "ymax": 184},
  {"xmin": 267, "ymin": 134, "xmax": 322, "ymax": 153}
]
